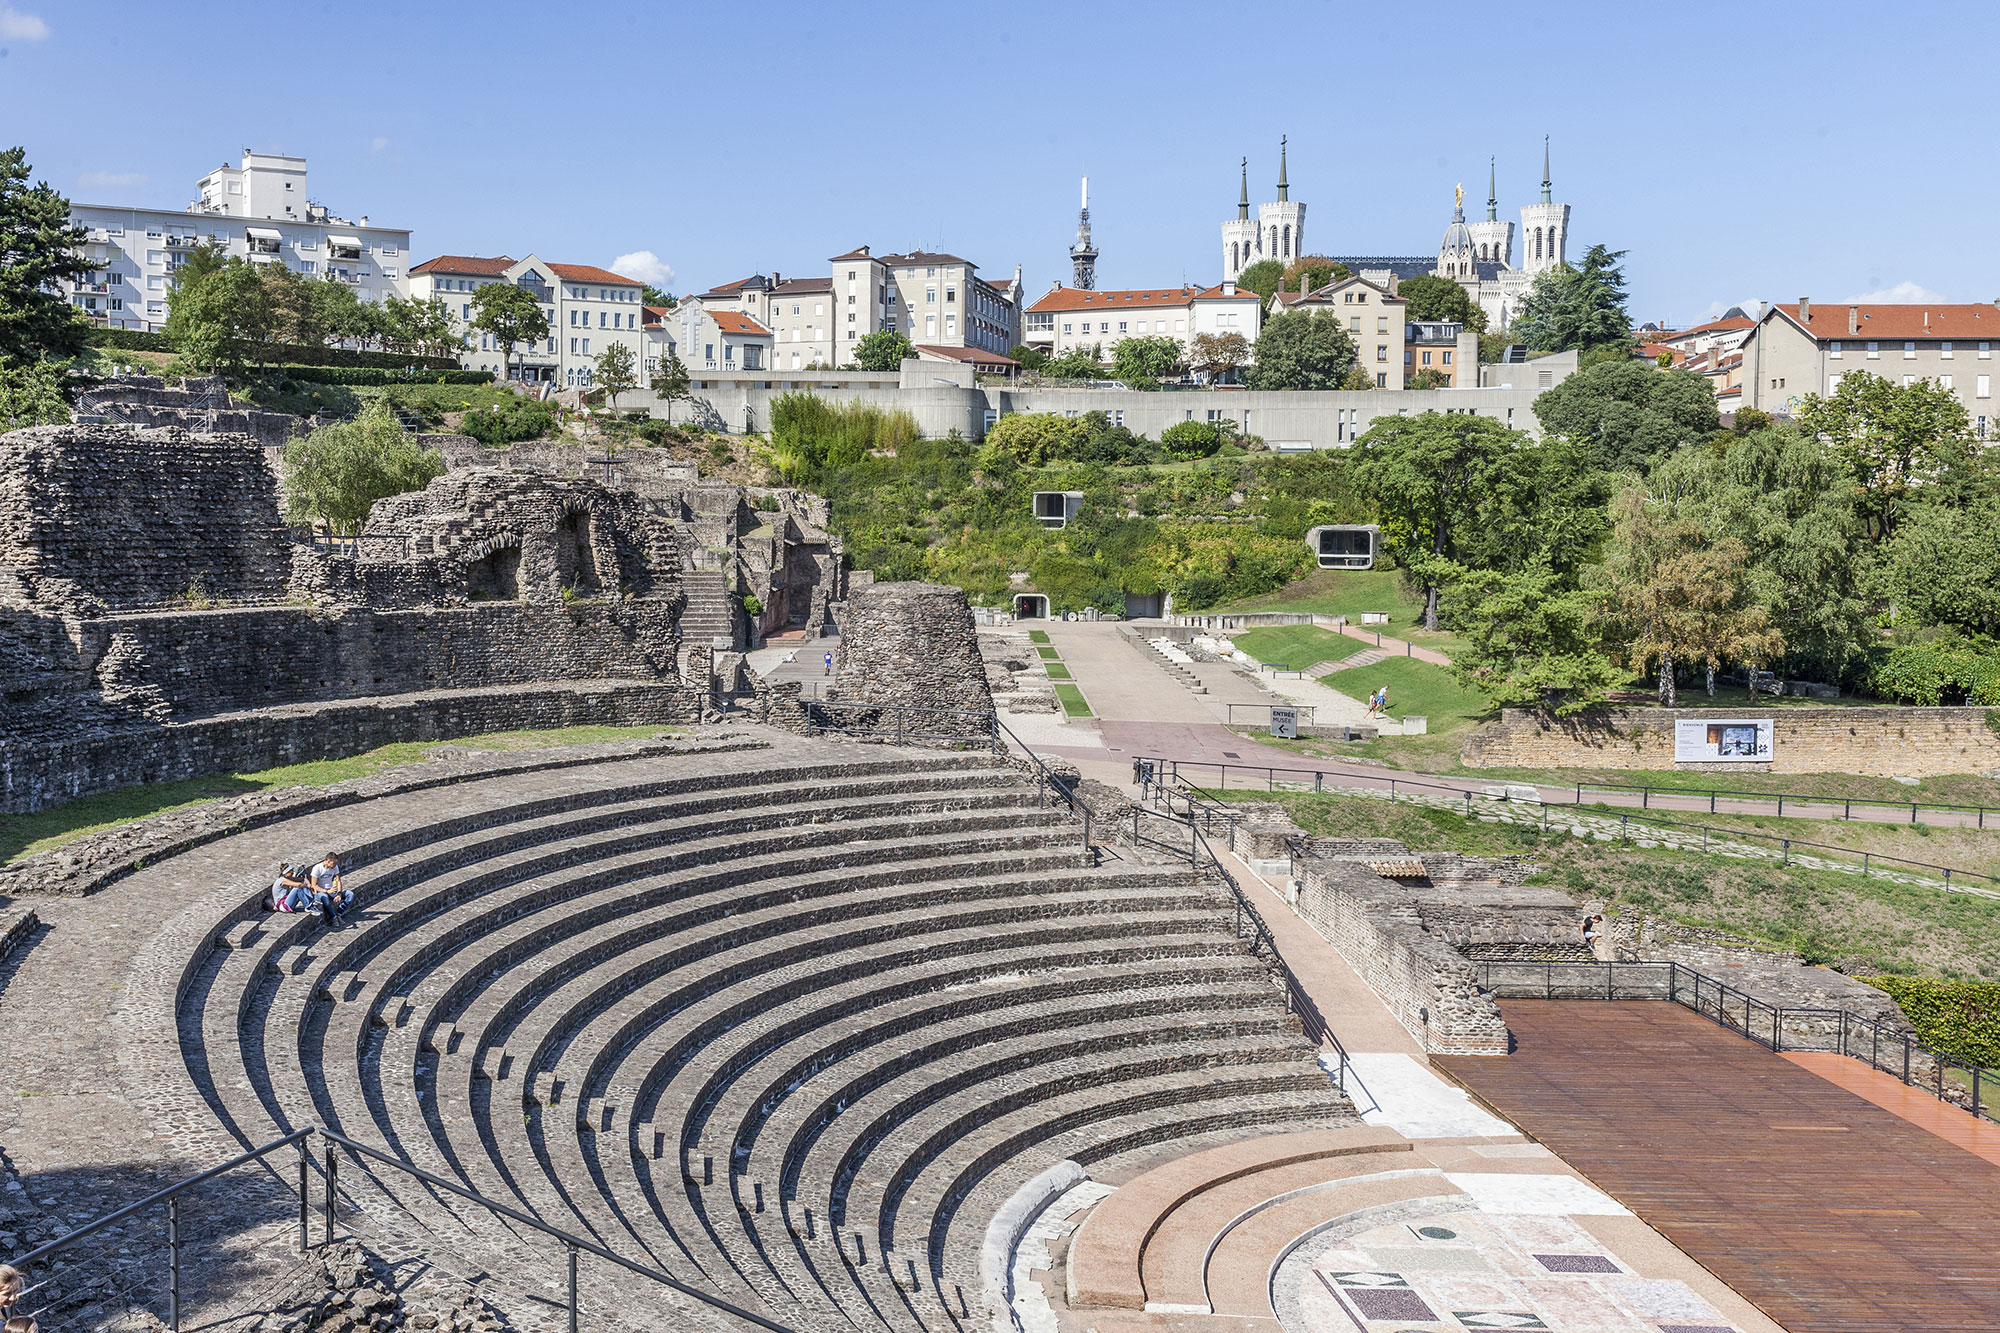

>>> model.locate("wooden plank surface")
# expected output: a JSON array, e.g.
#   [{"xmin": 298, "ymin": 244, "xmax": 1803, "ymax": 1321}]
[
  {"xmin": 1783, "ymin": 1051, "xmax": 2000, "ymax": 1169},
  {"xmin": 1435, "ymin": 1000, "xmax": 2000, "ymax": 1333}
]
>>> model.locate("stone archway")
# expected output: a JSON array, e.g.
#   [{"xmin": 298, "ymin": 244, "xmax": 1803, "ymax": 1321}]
[{"xmin": 465, "ymin": 537, "xmax": 522, "ymax": 600}]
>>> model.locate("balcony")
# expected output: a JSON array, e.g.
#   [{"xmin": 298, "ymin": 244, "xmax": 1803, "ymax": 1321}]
[
  {"xmin": 73, "ymin": 281, "xmax": 112, "ymax": 294},
  {"xmin": 163, "ymin": 234, "xmax": 200, "ymax": 249}
]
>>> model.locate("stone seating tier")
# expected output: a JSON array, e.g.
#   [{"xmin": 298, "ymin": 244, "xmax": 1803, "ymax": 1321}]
[{"xmin": 164, "ymin": 740, "xmax": 1354, "ymax": 1333}]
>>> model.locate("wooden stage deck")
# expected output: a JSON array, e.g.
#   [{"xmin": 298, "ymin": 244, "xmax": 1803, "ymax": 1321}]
[{"xmin": 1435, "ymin": 1000, "xmax": 2000, "ymax": 1333}]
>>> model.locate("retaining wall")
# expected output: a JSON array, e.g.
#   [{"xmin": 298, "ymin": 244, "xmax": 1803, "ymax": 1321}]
[{"xmin": 1462, "ymin": 706, "xmax": 2000, "ymax": 778}]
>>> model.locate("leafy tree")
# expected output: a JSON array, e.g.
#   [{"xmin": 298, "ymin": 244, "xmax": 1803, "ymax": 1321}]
[
  {"xmin": 282, "ymin": 400, "xmax": 445, "ymax": 535},
  {"xmin": 0, "ymin": 147, "xmax": 89, "ymax": 366},
  {"xmin": 1598, "ymin": 486, "xmax": 1784, "ymax": 705},
  {"xmin": 1875, "ymin": 498, "xmax": 2000, "ymax": 640},
  {"xmin": 1795, "ymin": 370, "xmax": 1989, "ymax": 542},
  {"xmin": 593, "ymin": 340, "xmax": 639, "ymax": 409},
  {"xmin": 1511, "ymin": 243, "xmax": 1631, "ymax": 352},
  {"xmin": 1008, "ymin": 343, "xmax": 1049, "ymax": 374},
  {"xmin": 984, "ymin": 411, "xmax": 1088, "ymax": 466},
  {"xmin": 853, "ymin": 329, "xmax": 914, "ymax": 371},
  {"xmin": 0, "ymin": 358, "xmax": 69, "ymax": 429},
  {"xmin": 1531, "ymin": 359, "xmax": 1719, "ymax": 472},
  {"xmin": 166, "ymin": 255, "xmax": 276, "ymax": 373},
  {"xmin": 1730, "ymin": 406, "xmax": 1771, "ymax": 435},
  {"xmin": 1445, "ymin": 563, "xmax": 1621, "ymax": 714},
  {"xmin": 1235, "ymin": 259, "xmax": 1284, "ymax": 303},
  {"xmin": 458, "ymin": 396, "xmax": 557, "ymax": 445},
  {"xmin": 1350, "ymin": 411, "xmax": 1521, "ymax": 628},
  {"xmin": 1110, "ymin": 334, "xmax": 1181, "ymax": 388},
  {"xmin": 640, "ymin": 284, "xmax": 675, "ymax": 308},
  {"xmin": 1280, "ymin": 255, "xmax": 1348, "ymax": 295},
  {"xmin": 1189, "ymin": 331, "xmax": 1250, "ymax": 383},
  {"xmin": 769, "ymin": 391, "xmax": 918, "ymax": 480},
  {"xmin": 1338, "ymin": 365, "xmax": 1375, "ymax": 390},
  {"xmin": 1044, "ymin": 344, "xmax": 1107, "ymax": 379},
  {"xmin": 469, "ymin": 283, "xmax": 550, "ymax": 381},
  {"xmin": 1395, "ymin": 273, "xmax": 1488, "ymax": 333},
  {"xmin": 383, "ymin": 294, "xmax": 458, "ymax": 358},
  {"xmin": 1476, "ymin": 328, "xmax": 1514, "ymax": 364},
  {"xmin": 650, "ymin": 351, "xmax": 692, "ymax": 424},
  {"xmin": 1406, "ymin": 367, "xmax": 1450, "ymax": 390},
  {"xmin": 1245, "ymin": 310, "xmax": 1356, "ymax": 390}
]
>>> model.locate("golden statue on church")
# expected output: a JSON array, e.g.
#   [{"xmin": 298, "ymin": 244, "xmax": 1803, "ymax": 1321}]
[{"xmin": 1455, "ymin": 182, "xmax": 1464, "ymax": 210}]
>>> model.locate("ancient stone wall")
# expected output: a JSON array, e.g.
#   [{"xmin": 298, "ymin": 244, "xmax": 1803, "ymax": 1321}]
[
  {"xmin": 1294, "ymin": 858, "xmax": 1510, "ymax": 1055},
  {"xmin": 830, "ymin": 581, "xmax": 995, "ymax": 729},
  {"xmin": 0, "ymin": 425, "xmax": 292, "ymax": 610},
  {"xmin": 1462, "ymin": 706, "xmax": 2000, "ymax": 778}
]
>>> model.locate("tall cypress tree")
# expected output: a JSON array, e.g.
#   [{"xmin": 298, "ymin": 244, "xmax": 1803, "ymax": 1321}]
[{"xmin": 0, "ymin": 146, "xmax": 89, "ymax": 365}]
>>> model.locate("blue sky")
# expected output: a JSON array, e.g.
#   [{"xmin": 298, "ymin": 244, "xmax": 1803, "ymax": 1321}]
[{"xmin": 4, "ymin": 0, "xmax": 1995, "ymax": 326}]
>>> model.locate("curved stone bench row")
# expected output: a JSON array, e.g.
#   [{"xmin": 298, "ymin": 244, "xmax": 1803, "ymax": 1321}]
[{"xmin": 172, "ymin": 745, "xmax": 1352, "ymax": 1333}]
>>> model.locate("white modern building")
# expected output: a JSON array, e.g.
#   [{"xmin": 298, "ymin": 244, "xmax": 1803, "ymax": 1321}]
[
  {"xmin": 67, "ymin": 150, "xmax": 410, "ymax": 331},
  {"xmin": 1023, "ymin": 281, "xmax": 1262, "ymax": 369},
  {"xmin": 409, "ymin": 254, "xmax": 645, "ymax": 387}
]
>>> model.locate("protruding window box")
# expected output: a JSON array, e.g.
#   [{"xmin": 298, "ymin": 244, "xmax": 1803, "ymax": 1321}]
[{"xmin": 1307, "ymin": 523, "xmax": 1378, "ymax": 570}]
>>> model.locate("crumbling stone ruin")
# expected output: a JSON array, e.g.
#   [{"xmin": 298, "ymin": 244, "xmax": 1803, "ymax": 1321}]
[
  {"xmin": 0, "ymin": 424, "xmax": 714, "ymax": 813},
  {"xmin": 74, "ymin": 373, "xmax": 301, "ymax": 446},
  {"xmin": 821, "ymin": 581, "xmax": 995, "ymax": 737}
]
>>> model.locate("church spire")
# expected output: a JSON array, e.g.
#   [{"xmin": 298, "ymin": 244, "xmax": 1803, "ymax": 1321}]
[
  {"xmin": 1276, "ymin": 135, "xmax": 1289, "ymax": 201},
  {"xmin": 1237, "ymin": 157, "xmax": 1249, "ymax": 220},
  {"xmin": 1486, "ymin": 156, "xmax": 1498, "ymax": 221},
  {"xmin": 1540, "ymin": 136, "xmax": 1552, "ymax": 204}
]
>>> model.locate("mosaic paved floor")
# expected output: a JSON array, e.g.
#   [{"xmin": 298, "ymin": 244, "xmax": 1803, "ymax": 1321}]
[{"xmin": 1275, "ymin": 1202, "xmax": 1740, "ymax": 1333}]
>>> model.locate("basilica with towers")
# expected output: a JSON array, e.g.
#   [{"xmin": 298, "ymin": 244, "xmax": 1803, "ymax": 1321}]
[{"xmin": 1219, "ymin": 140, "xmax": 1574, "ymax": 329}]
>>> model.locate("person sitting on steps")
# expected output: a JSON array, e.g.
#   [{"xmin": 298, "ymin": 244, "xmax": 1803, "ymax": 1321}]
[
  {"xmin": 309, "ymin": 853, "xmax": 354, "ymax": 927},
  {"xmin": 6, "ymin": 1314, "xmax": 40, "ymax": 1333},
  {"xmin": 0, "ymin": 1263, "xmax": 22, "ymax": 1316},
  {"xmin": 267, "ymin": 863, "xmax": 311, "ymax": 912}
]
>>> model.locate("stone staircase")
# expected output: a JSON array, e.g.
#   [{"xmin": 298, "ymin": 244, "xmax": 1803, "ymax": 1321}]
[
  {"xmin": 1127, "ymin": 631, "xmax": 1207, "ymax": 694},
  {"xmin": 166, "ymin": 740, "xmax": 1353, "ymax": 1333},
  {"xmin": 680, "ymin": 568, "xmax": 740, "ymax": 650},
  {"xmin": 1313, "ymin": 647, "xmax": 1386, "ymax": 674}
]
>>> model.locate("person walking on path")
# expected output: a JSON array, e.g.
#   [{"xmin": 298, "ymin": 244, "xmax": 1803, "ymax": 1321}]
[{"xmin": 823, "ymin": 651, "xmax": 835, "ymax": 677}]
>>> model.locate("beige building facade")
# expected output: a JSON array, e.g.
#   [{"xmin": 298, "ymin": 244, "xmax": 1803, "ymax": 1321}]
[
  {"xmin": 1739, "ymin": 300, "xmax": 1998, "ymax": 437},
  {"xmin": 409, "ymin": 254, "xmax": 644, "ymax": 387}
]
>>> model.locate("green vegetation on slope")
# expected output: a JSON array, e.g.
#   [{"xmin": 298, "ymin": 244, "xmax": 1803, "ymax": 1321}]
[
  {"xmin": 1229, "ymin": 790, "xmax": 2000, "ymax": 980},
  {"xmin": 1321, "ymin": 657, "xmax": 1493, "ymax": 732},
  {"xmin": 0, "ymin": 725, "xmax": 673, "ymax": 865}
]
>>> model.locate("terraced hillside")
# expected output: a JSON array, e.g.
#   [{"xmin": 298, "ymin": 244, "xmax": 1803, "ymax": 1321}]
[{"xmin": 154, "ymin": 733, "xmax": 1350, "ymax": 1331}]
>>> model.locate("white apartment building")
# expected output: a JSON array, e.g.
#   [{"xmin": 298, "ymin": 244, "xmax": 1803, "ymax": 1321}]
[
  {"xmin": 1022, "ymin": 282, "xmax": 1261, "ymax": 368},
  {"xmin": 409, "ymin": 254, "xmax": 644, "ymax": 387},
  {"xmin": 67, "ymin": 150, "xmax": 410, "ymax": 331},
  {"xmin": 688, "ymin": 245, "xmax": 1022, "ymax": 371}
]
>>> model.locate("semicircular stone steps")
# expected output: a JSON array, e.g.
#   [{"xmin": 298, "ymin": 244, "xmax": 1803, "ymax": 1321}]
[{"xmin": 172, "ymin": 739, "xmax": 1355, "ymax": 1333}]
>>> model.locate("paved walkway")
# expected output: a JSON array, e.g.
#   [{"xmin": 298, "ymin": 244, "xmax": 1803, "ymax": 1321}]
[{"xmin": 1437, "ymin": 1000, "xmax": 2000, "ymax": 1333}]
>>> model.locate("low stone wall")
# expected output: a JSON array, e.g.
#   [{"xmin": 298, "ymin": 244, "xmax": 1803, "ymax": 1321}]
[
  {"xmin": 0, "ymin": 679, "xmax": 699, "ymax": 814},
  {"xmin": 1294, "ymin": 858, "xmax": 1509, "ymax": 1055},
  {"xmin": 1462, "ymin": 705, "xmax": 2000, "ymax": 778}
]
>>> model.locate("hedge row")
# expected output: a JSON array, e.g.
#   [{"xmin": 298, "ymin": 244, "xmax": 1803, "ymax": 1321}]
[
  {"xmin": 281, "ymin": 367, "xmax": 491, "ymax": 387},
  {"xmin": 1865, "ymin": 975, "xmax": 2000, "ymax": 1069},
  {"xmin": 85, "ymin": 326, "xmax": 461, "ymax": 371}
]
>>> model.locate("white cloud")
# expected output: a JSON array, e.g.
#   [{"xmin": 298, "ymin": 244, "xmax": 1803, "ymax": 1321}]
[
  {"xmin": 0, "ymin": 6, "xmax": 49, "ymax": 40},
  {"xmin": 1846, "ymin": 280, "xmax": 1951, "ymax": 305},
  {"xmin": 370, "ymin": 137, "xmax": 389, "ymax": 152},
  {"xmin": 75, "ymin": 170, "xmax": 146, "ymax": 191},
  {"xmin": 611, "ymin": 250, "xmax": 675, "ymax": 288}
]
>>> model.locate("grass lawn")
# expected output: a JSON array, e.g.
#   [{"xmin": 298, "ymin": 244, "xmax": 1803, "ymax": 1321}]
[
  {"xmin": 1231, "ymin": 625, "xmax": 1370, "ymax": 671},
  {"xmin": 1052, "ymin": 683, "xmax": 1093, "ymax": 717},
  {"xmin": 1036, "ymin": 645, "xmax": 1062, "ymax": 660},
  {"xmin": 1028, "ymin": 630, "xmax": 1051, "ymax": 644},
  {"xmin": 0, "ymin": 724, "xmax": 674, "ymax": 866},
  {"xmin": 1045, "ymin": 663, "xmax": 1073, "ymax": 680},
  {"xmin": 1214, "ymin": 789, "xmax": 2000, "ymax": 980},
  {"xmin": 1320, "ymin": 657, "xmax": 1493, "ymax": 733},
  {"xmin": 1218, "ymin": 570, "xmax": 1470, "ymax": 658}
]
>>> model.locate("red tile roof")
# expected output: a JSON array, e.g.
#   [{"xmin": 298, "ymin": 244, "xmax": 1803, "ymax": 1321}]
[
  {"xmin": 411, "ymin": 254, "xmax": 515, "ymax": 276},
  {"xmin": 829, "ymin": 246, "xmax": 878, "ymax": 262},
  {"xmin": 709, "ymin": 311, "xmax": 772, "ymax": 337},
  {"xmin": 643, "ymin": 305, "xmax": 673, "ymax": 325},
  {"xmin": 772, "ymin": 276, "xmax": 833, "ymax": 294},
  {"xmin": 914, "ymin": 344, "xmax": 1019, "ymax": 367},
  {"xmin": 1777, "ymin": 302, "xmax": 1998, "ymax": 340},
  {"xmin": 1028, "ymin": 286, "xmax": 1195, "ymax": 313},
  {"xmin": 1661, "ymin": 316, "xmax": 1753, "ymax": 342},
  {"xmin": 547, "ymin": 262, "xmax": 641, "ymax": 286},
  {"xmin": 695, "ymin": 276, "xmax": 760, "ymax": 298},
  {"xmin": 1192, "ymin": 283, "xmax": 1261, "ymax": 300}
]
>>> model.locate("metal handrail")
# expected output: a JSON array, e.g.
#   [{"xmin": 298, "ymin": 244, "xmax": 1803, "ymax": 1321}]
[
  {"xmin": 1138, "ymin": 755, "xmax": 2000, "ymax": 897},
  {"xmin": 4, "ymin": 1126, "xmax": 799, "ymax": 1333},
  {"xmin": 1473, "ymin": 960, "xmax": 1993, "ymax": 1125}
]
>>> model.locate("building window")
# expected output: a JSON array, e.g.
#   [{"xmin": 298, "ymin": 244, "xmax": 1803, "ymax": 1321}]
[
  {"xmin": 1904, "ymin": 341, "xmax": 1917, "ymax": 359},
  {"xmin": 1980, "ymin": 342, "xmax": 1992, "ymax": 358},
  {"xmin": 1063, "ymin": 323, "xmax": 1072, "ymax": 334},
  {"xmin": 1977, "ymin": 374, "xmax": 1991, "ymax": 398},
  {"xmin": 1940, "ymin": 374, "xmax": 1954, "ymax": 391},
  {"xmin": 1376, "ymin": 372, "xmax": 1386, "ymax": 387},
  {"xmin": 1942, "ymin": 341, "xmax": 1954, "ymax": 358},
  {"xmin": 582, "ymin": 338, "xmax": 590, "ymax": 354},
  {"xmin": 1377, "ymin": 317, "xmax": 1388, "ymax": 334},
  {"xmin": 1377, "ymin": 345, "xmax": 1388, "ymax": 362},
  {"xmin": 1866, "ymin": 341, "xmax": 1879, "ymax": 358},
  {"xmin": 1421, "ymin": 351, "xmax": 1432, "ymax": 366},
  {"xmin": 1829, "ymin": 341, "xmax": 1842, "ymax": 358},
  {"xmin": 1442, "ymin": 350, "xmax": 1453, "ymax": 365}
]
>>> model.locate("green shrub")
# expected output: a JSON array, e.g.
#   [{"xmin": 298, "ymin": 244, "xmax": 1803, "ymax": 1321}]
[
  {"xmin": 1869, "ymin": 643, "xmax": 2000, "ymax": 705},
  {"xmin": 1159, "ymin": 420, "xmax": 1224, "ymax": 460},
  {"xmin": 1865, "ymin": 975, "xmax": 2000, "ymax": 1068},
  {"xmin": 85, "ymin": 325, "xmax": 460, "ymax": 369},
  {"xmin": 282, "ymin": 366, "xmax": 491, "ymax": 387},
  {"xmin": 459, "ymin": 397, "xmax": 558, "ymax": 445},
  {"xmin": 742, "ymin": 594, "xmax": 763, "ymax": 616},
  {"xmin": 769, "ymin": 392, "xmax": 918, "ymax": 482}
]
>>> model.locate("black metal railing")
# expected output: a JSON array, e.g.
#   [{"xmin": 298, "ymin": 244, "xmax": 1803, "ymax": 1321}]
[
  {"xmin": 1136, "ymin": 755, "xmax": 2000, "ymax": 898},
  {"xmin": 993, "ymin": 712, "xmax": 1095, "ymax": 854},
  {"xmin": 2, "ymin": 1126, "xmax": 798, "ymax": 1333},
  {"xmin": 1123, "ymin": 802, "xmax": 1358, "ymax": 1101},
  {"xmin": 1472, "ymin": 960, "xmax": 1995, "ymax": 1125}
]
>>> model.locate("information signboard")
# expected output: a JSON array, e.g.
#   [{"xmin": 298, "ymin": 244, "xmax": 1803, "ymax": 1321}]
[
  {"xmin": 1673, "ymin": 718, "xmax": 1774, "ymax": 763},
  {"xmin": 1269, "ymin": 706, "xmax": 1299, "ymax": 740}
]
